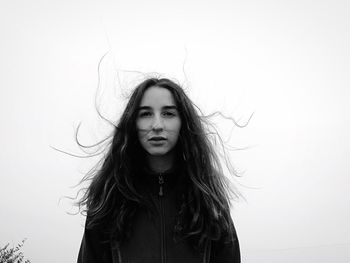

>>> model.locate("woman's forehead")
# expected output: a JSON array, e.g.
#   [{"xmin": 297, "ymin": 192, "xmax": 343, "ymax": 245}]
[{"xmin": 139, "ymin": 86, "xmax": 176, "ymax": 107}]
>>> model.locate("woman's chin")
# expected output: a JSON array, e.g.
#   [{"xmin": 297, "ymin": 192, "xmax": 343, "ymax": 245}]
[
  {"xmin": 148, "ymin": 150, "xmax": 168, "ymax": 156},
  {"xmin": 145, "ymin": 147, "xmax": 174, "ymax": 157}
]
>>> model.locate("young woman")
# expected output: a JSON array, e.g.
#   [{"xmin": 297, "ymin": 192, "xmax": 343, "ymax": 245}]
[{"xmin": 77, "ymin": 77, "xmax": 241, "ymax": 263}]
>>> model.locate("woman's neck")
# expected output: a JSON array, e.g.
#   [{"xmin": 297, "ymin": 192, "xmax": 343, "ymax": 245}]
[{"xmin": 146, "ymin": 151, "xmax": 175, "ymax": 173}]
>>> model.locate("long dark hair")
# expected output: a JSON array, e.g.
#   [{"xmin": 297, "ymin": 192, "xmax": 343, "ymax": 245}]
[{"xmin": 76, "ymin": 77, "xmax": 240, "ymax": 250}]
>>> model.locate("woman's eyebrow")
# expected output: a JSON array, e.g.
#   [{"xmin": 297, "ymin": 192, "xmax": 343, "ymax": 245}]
[
  {"xmin": 137, "ymin": 105, "xmax": 178, "ymax": 110},
  {"xmin": 163, "ymin": 105, "xmax": 178, "ymax": 110}
]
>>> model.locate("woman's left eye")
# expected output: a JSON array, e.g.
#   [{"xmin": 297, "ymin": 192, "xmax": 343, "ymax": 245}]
[{"xmin": 163, "ymin": 111, "xmax": 175, "ymax": 117}]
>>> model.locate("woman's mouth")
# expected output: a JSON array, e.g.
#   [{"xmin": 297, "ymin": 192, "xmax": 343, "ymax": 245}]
[{"xmin": 149, "ymin": 136, "xmax": 166, "ymax": 141}]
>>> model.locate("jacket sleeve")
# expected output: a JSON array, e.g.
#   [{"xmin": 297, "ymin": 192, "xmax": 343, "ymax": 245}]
[
  {"xmin": 77, "ymin": 221, "xmax": 112, "ymax": 263},
  {"xmin": 210, "ymin": 222, "xmax": 241, "ymax": 263}
]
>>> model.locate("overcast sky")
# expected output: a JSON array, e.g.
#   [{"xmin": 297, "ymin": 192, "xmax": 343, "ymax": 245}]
[{"xmin": 1, "ymin": 0, "xmax": 349, "ymax": 262}]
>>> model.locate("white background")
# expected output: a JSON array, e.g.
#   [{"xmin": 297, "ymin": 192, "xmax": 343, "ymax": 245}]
[{"xmin": 1, "ymin": 0, "xmax": 349, "ymax": 262}]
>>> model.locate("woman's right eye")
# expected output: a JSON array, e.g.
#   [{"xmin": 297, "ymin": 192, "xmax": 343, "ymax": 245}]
[{"xmin": 139, "ymin": 112, "xmax": 152, "ymax": 117}]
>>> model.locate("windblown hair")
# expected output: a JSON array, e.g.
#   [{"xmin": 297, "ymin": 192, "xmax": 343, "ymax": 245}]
[{"xmin": 77, "ymin": 77, "xmax": 239, "ymax": 251}]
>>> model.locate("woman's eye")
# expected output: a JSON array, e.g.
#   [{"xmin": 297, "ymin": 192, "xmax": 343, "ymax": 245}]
[
  {"xmin": 163, "ymin": 111, "xmax": 176, "ymax": 117},
  {"xmin": 138, "ymin": 111, "xmax": 176, "ymax": 118},
  {"xmin": 139, "ymin": 112, "xmax": 152, "ymax": 117}
]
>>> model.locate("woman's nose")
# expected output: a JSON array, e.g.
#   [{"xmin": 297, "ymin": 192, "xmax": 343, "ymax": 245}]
[{"xmin": 152, "ymin": 115, "xmax": 164, "ymax": 131}]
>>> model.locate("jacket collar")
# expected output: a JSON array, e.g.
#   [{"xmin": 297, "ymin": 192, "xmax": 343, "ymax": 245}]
[{"xmin": 138, "ymin": 164, "xmax": 181, "ymax": 197}]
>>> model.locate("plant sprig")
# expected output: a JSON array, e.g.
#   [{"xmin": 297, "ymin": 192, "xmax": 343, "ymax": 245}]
[{"xmin": 0, "ymin": 239, "xmax": 31, "ymax": 263}]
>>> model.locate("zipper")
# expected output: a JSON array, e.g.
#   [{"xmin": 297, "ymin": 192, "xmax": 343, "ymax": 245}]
[
  {"xmin": 158, "ymin": 173, "xmax": 166, "ymax": 263},
  {"xmin": 158, "ymin": 173, "xmax": 164, "ymax": 196}
]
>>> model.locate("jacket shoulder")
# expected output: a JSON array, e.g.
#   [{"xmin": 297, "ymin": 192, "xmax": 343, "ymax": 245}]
[
  {"xmin": 77, "ymin": 218, "xmax": 112, "ymax": 263},
  {"xmin": 210, "ymin": 222, "xmax": 241, "ymax": 263}
]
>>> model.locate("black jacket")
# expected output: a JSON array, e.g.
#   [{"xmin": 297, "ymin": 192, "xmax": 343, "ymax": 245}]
[{"xmin": 77, "ymin": 167, "xmax": 240, "ymax": 263}]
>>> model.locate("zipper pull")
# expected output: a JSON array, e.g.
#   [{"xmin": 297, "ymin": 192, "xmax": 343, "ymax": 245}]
[{"xmin": 158, "ymin": 174, "xmax": 164, "ymax": 196}]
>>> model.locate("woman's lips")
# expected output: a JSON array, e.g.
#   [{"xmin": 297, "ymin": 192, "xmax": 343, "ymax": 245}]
[
  {"xmin": 149, "ymin": 137, "xmax": 166, "ymax": 141},
  {"xmin": 149, "ymin": 138, "xmax": 166, "ymax": 146}
]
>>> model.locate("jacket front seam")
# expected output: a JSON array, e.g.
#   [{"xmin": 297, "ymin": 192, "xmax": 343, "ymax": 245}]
[
  {"xmin": 158, "ymin": 173, "xmax": 166, "ymax": 263},
  {"xmin": 159, "ymin": 194, "xmax": 166, "ymax": 263}
]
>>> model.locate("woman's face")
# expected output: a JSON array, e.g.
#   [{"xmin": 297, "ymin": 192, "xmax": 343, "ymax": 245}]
[{"xmin": 136, "ymin": 86, "xmax": 182, "ymax": 157}]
